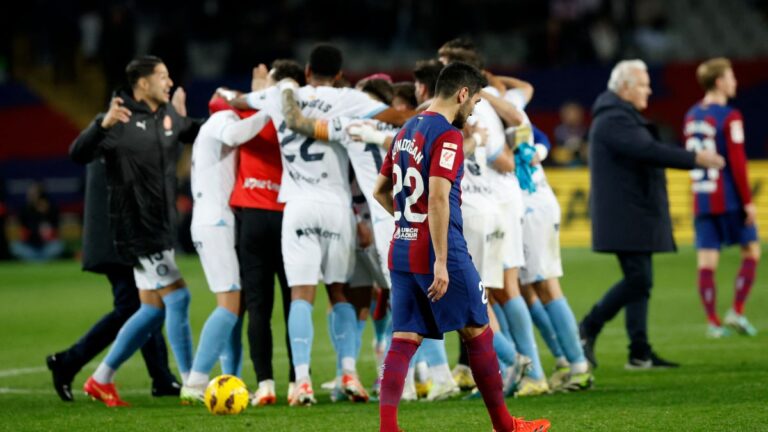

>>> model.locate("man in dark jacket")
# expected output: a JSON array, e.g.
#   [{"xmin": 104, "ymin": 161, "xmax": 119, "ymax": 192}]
[
  {"xmin": 579, "ymin": 60, "xmax": 724, "ymax": 369},
  {"xmin": 45, "ymin": 157, "xmax": 179, "ymax": 401},
  {"xmin": 67, "ymin": 55, "xmax": 202, "ymax": 406}
]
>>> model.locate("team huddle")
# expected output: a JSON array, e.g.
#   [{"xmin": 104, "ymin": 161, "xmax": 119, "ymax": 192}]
[{"xmin": 53, "ymin": 39, "xmax": 759, "ymax": 432}]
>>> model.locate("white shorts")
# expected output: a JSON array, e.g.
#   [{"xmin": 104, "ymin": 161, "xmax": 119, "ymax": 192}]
[
  {"xmin": 282, "ymin": 200, "xmax": 356, "ymax": 286},
  {"xmin": 463, "ymin": 206, "xmax": 505, "ymax": 289},
  {"xmin": 519, "ymin": 183, "xmax": 563, "ymax": 285},
  {"xmin": 191, "ymin": 224, "xmax": 240, "ymax": 293},
  {"xmin": 370, "ymin": 204, "xmax": 394, "ymax": 289},
  {"xmin": 499, "ymin": 199, "xmax": 525, "ymax": 270},
  {"xmin": 133, "ymin": 249, "xmax": 182, "ymax": 290}
]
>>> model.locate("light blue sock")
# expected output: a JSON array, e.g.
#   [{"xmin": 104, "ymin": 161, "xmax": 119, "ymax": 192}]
[
  {"xmin": 288, "ymin": 300, "xmax": 314, "ymax": 370},
  {"xmin": 529, "ymin": 298, "xmax": 565, "ymax": 359},
  {"xmin": 220, "ymin": 313, "xmax": 244, "ymax": 376},
  {"xmin": 326, "ymin": 310, "xmax": 341, "ymax": 377},
  {"xmin": 104, "ymin": 304, "xmax": 164, "ymax": 370},
  {"xmin": 492, "ymin": 303, "xmax": 513, "ymax": 341},
  {"xmin": 355, "ymin": 319, "xmax": 366, "ymax": 360},
  {"xmin": 373, "ymin": 311, "xmax": 390, "ymax": 345},
  {"xmin": 191, "ymin": 307, "xmax": 237, "ymax": 375},
  {"xmin": 330, "ymin": 302, "xmax": 357, "ymax": 370},
  {"xmin": 420, "ymin": 338, "xmax": 448, "ymax": 366},
  {"xmin": 493, "ymin": 330, "xmax": 518, "ymax": 366},
  {"xmin": 163, "ymin": 287, "xmax": 193, "ymax": 375},
  {"xmin": 502, "ymin": 296, "xmax": 545, "ymax": 380},
  {"xmin": 545, "ymin": 297, "xmax": 587, "ymax": 364}
]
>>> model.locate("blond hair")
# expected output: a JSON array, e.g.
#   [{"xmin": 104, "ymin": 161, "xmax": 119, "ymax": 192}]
[{"xmin": 697, "ymin": 57, "xmax": 732, "ymax": 91}]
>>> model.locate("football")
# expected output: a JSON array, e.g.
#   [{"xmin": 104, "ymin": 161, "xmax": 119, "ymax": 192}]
[{"xmin": 203, "ymin": 375, "xmax": 249, "ymax": 415}]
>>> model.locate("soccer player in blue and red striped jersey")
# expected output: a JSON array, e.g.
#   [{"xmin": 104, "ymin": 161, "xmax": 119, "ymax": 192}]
[
  {"xmin": 373, "ymin": 62, "xmax": 549, "ymax": 432},
  {"xmin": 684, "ymin": 58, "xmax": 760, "ymax": 338}
]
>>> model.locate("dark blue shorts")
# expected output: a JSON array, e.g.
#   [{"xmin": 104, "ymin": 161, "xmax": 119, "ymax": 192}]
[
  {"xmin": 390, "ymin": 263, "xmax": 489, "ymax": 340},
  {"xmin": 694, "ymin": 211, "xmax": 759, "ymax": 250}
]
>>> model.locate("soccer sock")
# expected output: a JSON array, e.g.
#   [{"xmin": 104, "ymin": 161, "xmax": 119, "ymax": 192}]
[
  {"xmin": 544, "ymin": 297, "xmax": 588, "ymax": 372},
  {"xmin": 355, "ymin": 319, "xmax": 366, "ymax": 360},
  {"xmin": 698, "ymin": 268, "xmax": 719, "ymax": 325},
  {"xmin": 220, "ymin": 314, "xmax": 244, "ymax": 376},
  {"xmin": 529, "ymin": 298, "xmax": 565, "ymax": 359},
  {"xmin": 502, "ymin": 296, "xmax": 545, "ymax": 380},
  {"xmin": 330, "ymin": 302, "xmax": 358, "ymax": 374},
  {"xmin": 421, "ymin": 338, "xmax": 448, "ymax": 367},
  {"xmin": 491, "ymin": 303, "xmax": 513, "ymax": 341},
  {"xmin": 288, "ymin": 300, "xmax": 314, "ymax": 381},
  {"xmin": 162, "ymin": 287, "xmax": 193, "ymax": 381},
  {"xmin": 457, "ymin": 334, "xmax": 469, "ymax": 366},
  {"xmin": 464, "ymin": 328, "xmax": 514, "ymax": 432},
  {"xmin": 734, "ymin": 258, "xmax": 757, "ymax": 315},
  {"xmin": 190, "ymin": 307, "xmax": 238, "ymax": 381},
  {"xmin": 373, "ymin": 310, "xmax": 390, "ymax": 345},
  {"xmin": 492, "ymin": 330, "xmax": 518, "ymax": 366},
  {"xmin": 97, "ymin": 303, "xmax": 165, "ymax": 383},
  {"xmin": 326, "ymin": 310, "xmax": 342, "ymax": 378},
  {"xmin": 379, "ymin": 338, "xmax": 420, "ymax": 432}
]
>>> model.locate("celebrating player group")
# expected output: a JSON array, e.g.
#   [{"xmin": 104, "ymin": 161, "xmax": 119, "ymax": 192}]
[{"xmin": 49, "ymin": 39, "xmax": 759, "ymax": 432}]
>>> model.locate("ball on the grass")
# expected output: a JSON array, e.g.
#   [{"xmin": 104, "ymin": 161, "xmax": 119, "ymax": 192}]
[{"xmin": 204, "ymin": 374, "xmax": 249, "ymax": 415}]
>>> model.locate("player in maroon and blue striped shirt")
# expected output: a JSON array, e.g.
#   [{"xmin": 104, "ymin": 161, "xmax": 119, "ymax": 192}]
[
  {"xmin": 373, "ymin": 62, "xmax": 550, "ymax": 432},
  {"xmin": 684, "ymin": 58, "xmax": 760, "ymax": 338}
]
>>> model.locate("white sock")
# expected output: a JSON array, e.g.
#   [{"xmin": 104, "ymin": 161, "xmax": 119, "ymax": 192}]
[
  {"xmin": 556, "ymin": 356, "xmax": 569, "ymax": 369},
  {"xmin": 93, "ymin": 363, "xmax": 115, "ymax": 384},
  {"xmin": 187, "ymin": 371, "xmax": 209, "ymax": 388},
  {"xmin": 295, "ymin": 364, "xmax": 310, "ymax": 381},
  {"xmin": 181, "ymin": 372, "xmax": 190, "ymax": 385},
  {"xmin": 415, "ymin": 361, "xmax": 429, "ymax": 383},
  {"xmin": 571, "ymin": 361, "xmax": 589, "ymax": 374},
  {"xmin": 429, "ymin": 364, "xmax": 454, "ymax": 386},
  {"xmin": 341, "ymin": 357, "xmax": 356, "ymax": 374}
]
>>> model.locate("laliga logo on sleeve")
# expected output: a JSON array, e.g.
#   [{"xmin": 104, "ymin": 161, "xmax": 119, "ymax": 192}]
[
  {"xmin": 164, "ymin": 115, "xmax": 173, "ymax": 136},
  {"xmin": 439, "ymin": 142, "xmax": 458, "ymax": 169}
]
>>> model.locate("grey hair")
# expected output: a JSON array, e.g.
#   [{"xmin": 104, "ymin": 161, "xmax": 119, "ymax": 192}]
[{"xmin": 607, "ymin": 60, "xmax": 647, "ymax": 92}]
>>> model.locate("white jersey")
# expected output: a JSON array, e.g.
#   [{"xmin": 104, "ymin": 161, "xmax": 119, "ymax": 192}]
[
  {"xmin": 503, "ymin": 88, "xmax": 546, "ymax": 186},
  {"xmin": 191, "ymin": 110, "xmax": 270, "ymax": 227},
  {"xmin": 327, "ymin": 116, "xmax": 398, "ymax": 205},
  {"xmin": 470, "ymin": 86, "xmax": 520, "ymax": 204},
  {"xmin": 461, "ymin": 145, "xmax": 495, "ymax": 210},
  {"xmin": 246, "ymin": 85, "xmax": 388, "ymax": 205}
]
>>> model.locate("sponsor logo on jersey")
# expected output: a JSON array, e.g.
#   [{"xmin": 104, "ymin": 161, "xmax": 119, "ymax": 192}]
[
  {"xmin": 242, "ymin": 177, "xmax": 281, "ymax": 192},
  {"xmin": 393, "ymin": 226, "xmax": 418, "ymax": 241},
  {"xmin": 486, "ymin": 229, "xmax": 505, "ymax": 242},
  {"xmin": 295, "ymin": 227, "xmax": 341, "ymax": 240}
]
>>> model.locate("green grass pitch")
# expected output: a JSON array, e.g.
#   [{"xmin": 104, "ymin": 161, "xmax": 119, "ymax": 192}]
[{"xmin": 0, "ymin": 246, "xmax": 766, "ymax": 431}]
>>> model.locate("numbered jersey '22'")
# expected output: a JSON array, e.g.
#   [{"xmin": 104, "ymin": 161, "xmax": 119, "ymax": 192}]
[
  {"xmin": 684, "ymin": 102, "xmax": 752, "ymax": 216},
  {"xmin": 381, "ymin": 111, "xmax": 471, "ymax": 274}
]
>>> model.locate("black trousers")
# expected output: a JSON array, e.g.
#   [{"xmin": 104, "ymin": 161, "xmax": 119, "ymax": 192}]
[
  {"xmin": 236, "ymin": 207, "xmax": 295, "ymax": 383},
  {"xmin": 61, "ymin": 265, "xmax": 175, "ymax": 382},
  {"xmin": 582, "ymin": 252, "xmax": 653, "ymax": 358}
]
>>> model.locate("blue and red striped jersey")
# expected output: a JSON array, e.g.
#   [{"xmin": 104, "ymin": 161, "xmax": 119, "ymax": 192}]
[
  {"xmin": 380, "ymin": 111, "xmax": 469, "ymax": 274},
  {"xmin": 684, "ymin": 102, "xmax": 752, "ymax": 216}
]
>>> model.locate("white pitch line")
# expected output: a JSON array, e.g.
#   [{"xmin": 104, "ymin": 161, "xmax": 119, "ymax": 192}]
[{"xmin": 0, "ymin": 367, "xmax": 47, "ymax": 378}]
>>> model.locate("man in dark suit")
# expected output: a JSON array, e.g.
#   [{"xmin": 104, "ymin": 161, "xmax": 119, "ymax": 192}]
[{"xmin": 579, "ymin": 60, "xmax": 725, "ymax": 369}]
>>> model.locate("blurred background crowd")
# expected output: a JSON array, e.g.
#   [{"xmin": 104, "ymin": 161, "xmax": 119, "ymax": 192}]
[{"xmin": 1, "ymin": 0, "xmax": 767, "ymax": 261}]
